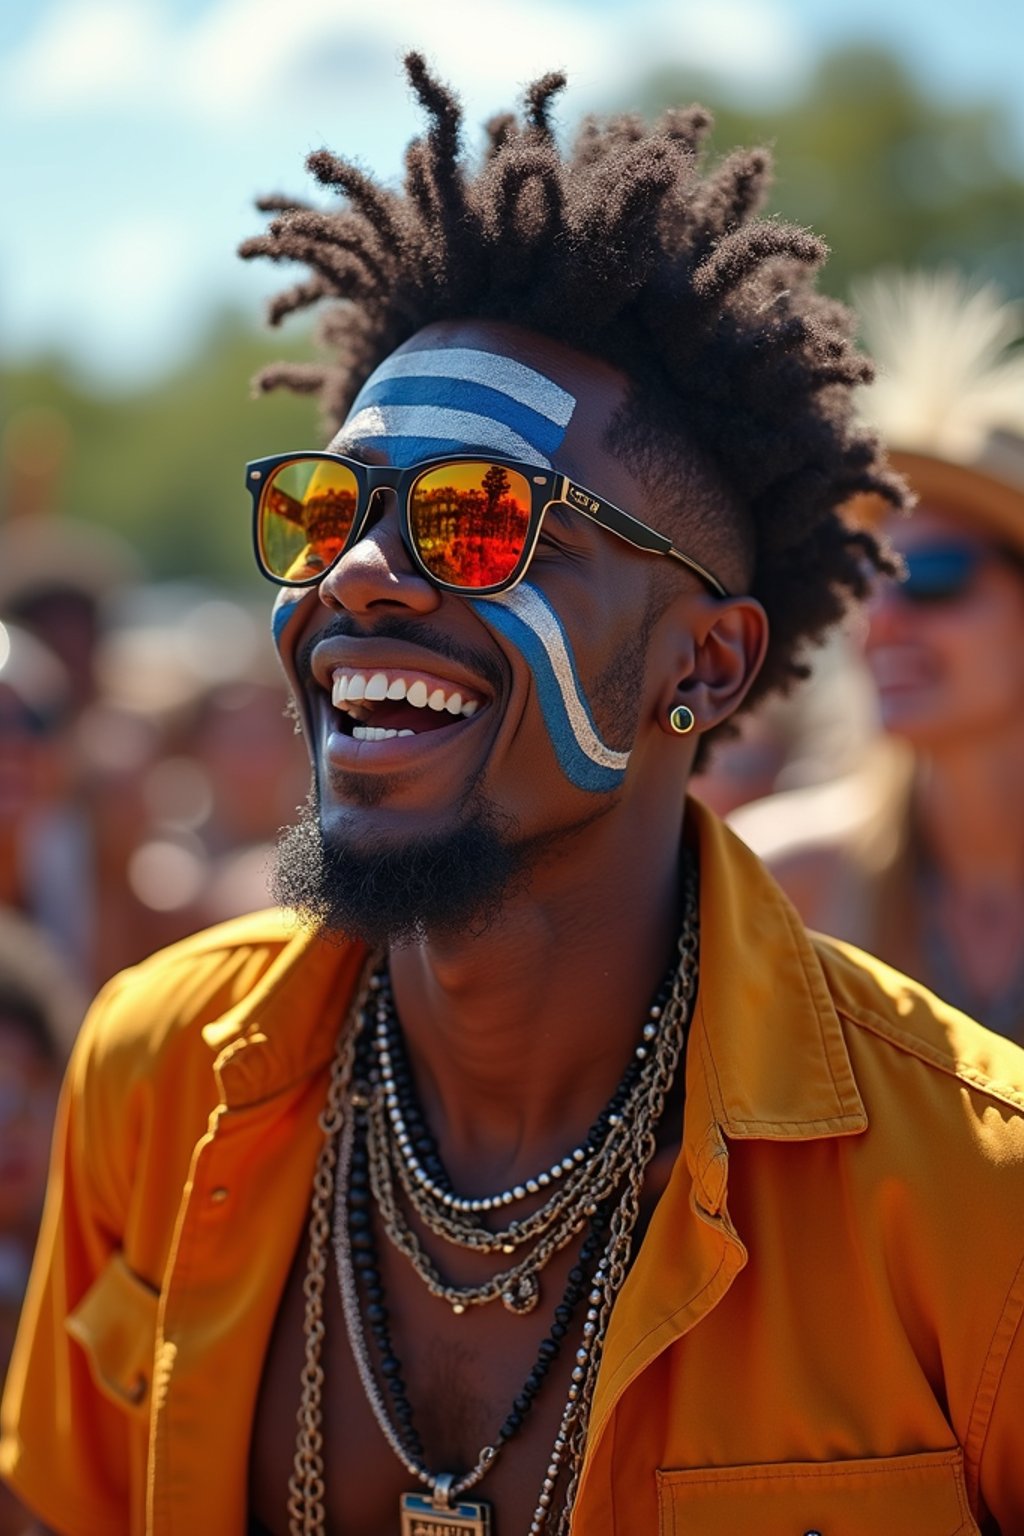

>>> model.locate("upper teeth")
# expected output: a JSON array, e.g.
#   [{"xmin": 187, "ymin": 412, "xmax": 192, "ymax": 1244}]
[{"xmin": 332, "ymin": 671, "xmax": 480, "ymax": 718}]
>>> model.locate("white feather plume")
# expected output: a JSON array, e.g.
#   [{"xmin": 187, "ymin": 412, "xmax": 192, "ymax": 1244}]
[{"xmin": 853, "ymin": 269, "xmax": 1024, "ymax": 464}]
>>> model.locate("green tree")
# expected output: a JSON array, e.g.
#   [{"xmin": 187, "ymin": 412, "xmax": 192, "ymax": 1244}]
[
  {"xmin": 633, "ymin": 44, "xmax": 1024, "ymax": 301},
  {"xmin": 2, "ymin": 313, "xmax": 321, "ymax": 588},
  {"xmin": 481, "ymin": 463, "xmax": 511, "ymax": 516}
]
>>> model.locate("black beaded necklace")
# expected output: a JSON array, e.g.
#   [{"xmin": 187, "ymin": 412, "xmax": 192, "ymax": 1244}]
[{"xmin": 346, "ymin": 1025, "xmax": 611, "ymax": 1472}]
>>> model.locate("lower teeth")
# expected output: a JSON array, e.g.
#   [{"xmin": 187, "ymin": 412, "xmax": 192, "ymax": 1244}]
[{"xmin": 351, "ymin": 726, "xmax": 416, "ymax": 741}]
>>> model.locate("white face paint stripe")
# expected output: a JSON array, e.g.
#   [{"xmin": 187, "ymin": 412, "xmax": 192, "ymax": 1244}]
[
  {"xmin": 351, "ymin": 347, "xmax": 576, "ymax": 428},
  {"xmin": 490, "ymin": 584, "xmax": 631, "ymax": 773},
  {"xmin": 343, "ymin": 405, "xmax": 553, "ymax": 468}
]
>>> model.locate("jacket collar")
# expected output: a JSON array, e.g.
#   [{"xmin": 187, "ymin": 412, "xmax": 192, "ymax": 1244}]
[
  {"xmin": 682, "ymin": 798, "xmax": 867, "ymax": 1209},
  {"xmin": 200, "ymin": 919, "xmax": 366, "ymax": 1107},
  {"xmin": 199, "ymin": 801, "xmax": 868, "ymax": 1145}
]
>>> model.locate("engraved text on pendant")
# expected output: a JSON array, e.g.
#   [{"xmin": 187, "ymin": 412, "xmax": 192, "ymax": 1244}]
[{"xmin": 400, "ymin": 1491, "xmax": 492, "ymax": 1535}]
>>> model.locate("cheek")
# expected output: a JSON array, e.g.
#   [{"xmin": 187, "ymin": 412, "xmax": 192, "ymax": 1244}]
[{"xmin": 471, "ymin": 583, "xmax": 630, "ymax": 794}]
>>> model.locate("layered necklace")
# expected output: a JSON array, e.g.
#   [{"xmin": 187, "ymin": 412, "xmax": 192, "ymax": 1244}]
[{"xmin": 288, "ymin": 858, "xmax": 700, "ymax": 1536}]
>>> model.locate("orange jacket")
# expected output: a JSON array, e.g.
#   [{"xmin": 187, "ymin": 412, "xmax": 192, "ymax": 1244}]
[{"xmin": 3, "ymin": 802, "xmax": 1024, "ymax": 1534}]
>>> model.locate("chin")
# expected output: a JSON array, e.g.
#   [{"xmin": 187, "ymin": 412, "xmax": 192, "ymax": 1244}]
[{"xmin": 272, "ymin": 786, "xmax": 529, "ymax": 948}]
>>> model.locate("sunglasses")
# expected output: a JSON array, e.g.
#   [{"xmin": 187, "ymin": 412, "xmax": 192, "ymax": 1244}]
[
  {"xmin": 895, "ymin": 543, "xmax": 985, "ymax": 604},
  {"xmin": 246, "ymin": 452, "xmax": 729, "ymax": 598}
]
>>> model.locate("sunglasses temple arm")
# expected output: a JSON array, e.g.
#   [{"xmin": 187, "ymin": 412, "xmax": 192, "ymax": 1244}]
[{"xmin": 560, "ymin": 480, "xmax": 728, "ymax": 598}]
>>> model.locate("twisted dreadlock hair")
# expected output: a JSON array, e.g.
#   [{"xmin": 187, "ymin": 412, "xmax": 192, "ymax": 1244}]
[{"xmin": 241, "ymin": 53, "xmax": 906, "ymax": 718}]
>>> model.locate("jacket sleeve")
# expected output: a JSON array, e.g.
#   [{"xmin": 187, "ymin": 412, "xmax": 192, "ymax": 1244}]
[{"xmin": 0, "ymin": 974, "xmax": 154, "ymax": 1536}]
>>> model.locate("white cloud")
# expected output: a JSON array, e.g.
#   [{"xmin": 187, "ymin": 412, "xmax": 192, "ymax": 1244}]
[
  {"xmin": 636, "ymin": 0, "xmax": 808, "ymax": 82},
  {"xmin": 5, "ymin": 0, "xmax": 172, "ymax": 112},
  {"xmin": 68, "ymin": 212, "xmax": 207, "ymax": 381},
  {"xmin": 170, "ymin": 0, "xmax": 618, "ymax": 128},
  {"xmin": 6, "ymin": 0, "xmax": 804, "ymax": 129}
]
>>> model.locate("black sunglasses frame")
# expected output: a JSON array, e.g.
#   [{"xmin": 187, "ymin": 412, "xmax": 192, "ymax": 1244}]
[{"xmin": 245, "ymin": 451, "xmax": 729, "ymax": 599}]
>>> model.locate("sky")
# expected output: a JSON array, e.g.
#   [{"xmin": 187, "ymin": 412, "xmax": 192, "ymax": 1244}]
[{"xmin": 2, "ymin": 0, "xmax": 1021, "ymax": 388}]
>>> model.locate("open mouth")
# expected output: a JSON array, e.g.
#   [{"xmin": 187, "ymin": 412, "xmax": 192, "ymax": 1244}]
[{"xmin": 330, "ymin": 667, "xmax": 486, "ymax": 740}]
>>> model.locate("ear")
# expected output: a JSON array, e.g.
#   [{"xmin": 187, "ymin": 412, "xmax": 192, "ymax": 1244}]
[{"xmin": 656, "ymin": 593, "xmax": 769, "ymax": 738}]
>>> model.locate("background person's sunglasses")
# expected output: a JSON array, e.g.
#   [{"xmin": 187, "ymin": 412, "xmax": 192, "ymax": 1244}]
[
  {"xmin": 896, "ymin": 543, "xmax": 986, "ymax": 604},
  {"xmin": 246, "ymin": 452, "xmax": 729, "ymax": 598}
]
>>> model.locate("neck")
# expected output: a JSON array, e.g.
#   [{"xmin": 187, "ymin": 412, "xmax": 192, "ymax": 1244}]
[
  {"xmin": 916, "ymin": 729, "xmax": 1024, "ymax": 896},
  {"xmin": 386, "ymin": 796, "xmax": 689, "ymax": 1193}
]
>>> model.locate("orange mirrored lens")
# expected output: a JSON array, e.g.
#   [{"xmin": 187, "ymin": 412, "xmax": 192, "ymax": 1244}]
[
  {"xmin": 409, "ymin": 462, "xmax": 532, "ymax": 588},
  {"xmin": 259, "ymin": 459, "xmax": 359, "ymax": 581}
]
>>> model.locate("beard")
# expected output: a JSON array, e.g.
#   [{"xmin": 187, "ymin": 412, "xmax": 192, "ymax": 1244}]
[{"xmin": 272, "ymin": 786, "xmax": 532, "ymax": 948}]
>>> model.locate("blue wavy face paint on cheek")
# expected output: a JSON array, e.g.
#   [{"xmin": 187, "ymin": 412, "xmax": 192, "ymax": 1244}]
[
  {"xmin": 471, "ymin": 583, "xmax": 630, "ymax": 794},
  {"xmin": 271, "ymin": 587, "xmax": 307, "ymax": 654}
]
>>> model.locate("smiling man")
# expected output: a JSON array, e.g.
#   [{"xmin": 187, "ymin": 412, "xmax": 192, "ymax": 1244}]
[{"xmin": 4, "ymin": 58, "xmax": 1024, "ymax": 1536}]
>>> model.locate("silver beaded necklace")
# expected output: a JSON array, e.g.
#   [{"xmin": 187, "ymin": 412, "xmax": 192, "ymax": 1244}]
[{"xmin": 287, "ymin": 862, "xmax": 699, "ymax": 1536}]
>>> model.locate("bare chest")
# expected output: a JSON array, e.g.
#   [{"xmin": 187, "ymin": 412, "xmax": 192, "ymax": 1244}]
[
  {"xmin": 248, "ymin": 1230, "xmax": 590, "ymax": 1536},
  {"xmin": 248, "ymin": 1129, "xmax": 680, "ymax": 1536}
]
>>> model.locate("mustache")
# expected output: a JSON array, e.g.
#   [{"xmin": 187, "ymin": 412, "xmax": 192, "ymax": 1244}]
[{"xmin": 294, "ymin": 613, "xmax": 507, "ymax": 695}]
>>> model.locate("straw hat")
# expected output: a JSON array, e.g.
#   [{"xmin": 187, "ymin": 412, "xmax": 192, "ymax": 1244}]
[{"xmin": 851, "ymin": 269, "xmax": 1024, "ymax": 549}]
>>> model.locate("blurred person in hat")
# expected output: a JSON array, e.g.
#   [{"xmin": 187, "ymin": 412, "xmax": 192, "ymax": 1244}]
[
  {"xmin": 0, "ymin": 516, "xmax": 140, "ymax": 714},
  {"xmin": 0, "ymin": 625, "xmax": 91, "ymax": 984},
  {"xmin": 0, "ymin": 619, "xmax": 160, "ymax": 992},
  {"xmin": 733, "ymin": 270, "xmax": 1024, "ymax": 1042}
]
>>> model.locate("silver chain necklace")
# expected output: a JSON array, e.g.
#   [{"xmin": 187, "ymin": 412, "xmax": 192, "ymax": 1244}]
[{"xmin": 287, "ymin": 863, "xmax": 699, "ymax": 1535}]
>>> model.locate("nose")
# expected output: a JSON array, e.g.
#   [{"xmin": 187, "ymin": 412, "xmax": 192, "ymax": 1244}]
[{"xmin": 316, "ymin": 488, "xmax": 442, "ymax": 618}]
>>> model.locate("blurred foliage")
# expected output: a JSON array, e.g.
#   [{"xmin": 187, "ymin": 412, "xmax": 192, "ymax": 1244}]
[
  {"xmin": 637, "ymin": 43, "xmax": 1024, "ymax": 299},
  {"xmin": 2, "ymin": 43, "xmax": 1023, "ymax": 585},
  {"xmin": 1, "ymin": 313, "xmax": 321, "ymax": 590}
]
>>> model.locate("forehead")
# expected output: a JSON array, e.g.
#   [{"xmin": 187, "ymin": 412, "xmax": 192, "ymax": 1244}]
[{"xmin": 332, "ymin": 319, "xmax": 634, "ymax": 488}]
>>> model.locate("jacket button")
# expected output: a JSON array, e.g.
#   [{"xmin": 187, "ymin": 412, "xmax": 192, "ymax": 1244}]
[{"xmin": 210, "ymin": 1186, "xmax": 230, "ymax": 1203}]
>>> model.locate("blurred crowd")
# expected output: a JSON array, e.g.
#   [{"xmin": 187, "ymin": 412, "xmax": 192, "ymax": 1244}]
[
  {"xmin": 723, "ymin": 270, "xmax": 1024, "ymax": 1041},
  {"xmin": 1, "ymin": 267, "xmax": 1023, "ymax": 1530},
  {"xmin": 0, "ymin": 447, "xmax": 308, "ymax": 1527}
]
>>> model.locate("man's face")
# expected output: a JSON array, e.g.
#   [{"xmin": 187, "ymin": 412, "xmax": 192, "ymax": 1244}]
[{"xmin": 271, "ymin": 320, "xmax": 699, "ymax": 942}]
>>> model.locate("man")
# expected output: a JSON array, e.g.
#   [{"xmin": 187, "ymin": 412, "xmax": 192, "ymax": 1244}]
[
  {"xmin": 3, "ymin": 58, "xmax": 1024, "ymax": 1536},
  {"xmin": 732, "ymin": 270, "xmax": 1024, "ymax": 1042}
]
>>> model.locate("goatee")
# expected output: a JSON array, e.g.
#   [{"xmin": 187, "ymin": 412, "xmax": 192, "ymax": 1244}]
[{"xmin": 272, "ymin": 788, "xmax": 530, "ymax": 948}]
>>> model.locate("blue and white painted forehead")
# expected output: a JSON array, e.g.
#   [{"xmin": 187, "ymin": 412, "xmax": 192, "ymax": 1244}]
[{"xmin": 342, "ymin": 346, "xmax": 577, "ymax": 469}]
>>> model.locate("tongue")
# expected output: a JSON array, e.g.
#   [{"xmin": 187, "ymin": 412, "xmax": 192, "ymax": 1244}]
[{"xmin": 368, "ymin": 700, "xmax": 458, "ymax": 734}]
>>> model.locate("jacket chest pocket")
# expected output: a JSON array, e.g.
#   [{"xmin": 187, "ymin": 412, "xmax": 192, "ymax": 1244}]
[
  {"xmin": 66, "ymin": 1251, "xmax": 160, "ymax": 1422},
  {"xmin": 657, "ymin": 1449, "xmax": 976, "ymax": 1535}
]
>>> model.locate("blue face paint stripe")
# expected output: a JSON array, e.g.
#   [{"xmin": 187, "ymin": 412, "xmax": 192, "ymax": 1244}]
[
  {"xmin": 351, "ymin": 347, "xmax": 575, "ymax": 428},
  {"xmin": 344, "ymin": 405, "xmax": 552, "ymax": 468},
  {"xmin": 491, "ymin": 585, "xmax": 631, "ymax": 772},
  {"xmin": 471, "ymin": 584, "xmax": 630, "ymax": 794},
  {"xmin": 271, "ymin": 587, "xmax": 306, "ymax": 647},
  {"xmin": 352, "ymin": 375, "xmax": 566, "ymax": 461}
]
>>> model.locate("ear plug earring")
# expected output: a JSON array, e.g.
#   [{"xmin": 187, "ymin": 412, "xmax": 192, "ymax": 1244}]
[{"xmin": 668, "ymin": 704, "xmax": 696, "ymax": 736}]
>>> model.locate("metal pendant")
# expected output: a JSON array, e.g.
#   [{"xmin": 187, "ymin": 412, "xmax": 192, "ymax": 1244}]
[{"xmin": 400, "ymin": 1490, "xmax": 492, "ymax": 1535}]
